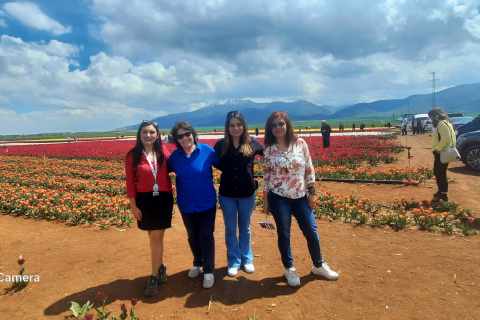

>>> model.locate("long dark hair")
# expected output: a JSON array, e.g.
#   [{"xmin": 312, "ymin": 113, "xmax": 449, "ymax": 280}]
[
  {"xmin": 127, "ymin": 121, "xmax": 165, "ymax": 168},
  {"xmin": 428, "ymin": 107, "xmax": 451, "ymax": 127},
  {"xmin": 264, "ymin": 111, "xmax": 297, "ymax": 147},
  {"xmin": 170, "ymin": 121, "xmax": 198, "ymax": 149},
  {"xmin": 221, "ymin": 112, "xmax": 252, "ymax": 157}
]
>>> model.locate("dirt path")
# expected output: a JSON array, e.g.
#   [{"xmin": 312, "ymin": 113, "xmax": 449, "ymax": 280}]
[{"xmin": 1, "ymin": 132, "xmax": 479, "ymax": 319}]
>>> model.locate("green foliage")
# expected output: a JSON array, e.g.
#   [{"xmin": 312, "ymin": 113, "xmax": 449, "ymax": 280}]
[{"xmin": 70, "ymin": 301, "xmax": 94, "ymax": 318}]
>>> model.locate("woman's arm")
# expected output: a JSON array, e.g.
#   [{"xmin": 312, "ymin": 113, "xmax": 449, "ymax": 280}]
[
  {"xmin": 262, "ymin": 148, "xmax": 271, "ymax": 214},
  {"xmin": 128, "ymin": 196, "xmax": 142, "ymax": 221},
  {"xmin": 301, "ymin": 140, "xmax": 317, "ymax": 210},
  {"xmin": 436, "ymin": 121, "xmax": 453, "ymax": 152}
]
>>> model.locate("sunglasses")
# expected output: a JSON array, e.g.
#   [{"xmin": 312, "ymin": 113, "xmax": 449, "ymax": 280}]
[
  {"xmin": 176, "ymin": 131, "xmax": 192, "ymax": 140},
  {"xmin": 271, "ymin": 121, "xmax": 286, "ymax": 128},
  {"xmin": 227, "ymin": 111, "xmax": 242, "ymax": 117},
  {"xmin": 142, "ymin": 120, "xmax": 158, "ymax": 126}
]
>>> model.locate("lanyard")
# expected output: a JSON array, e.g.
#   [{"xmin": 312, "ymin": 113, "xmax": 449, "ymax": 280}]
[{"xmin": 142, "ymin": 150, "xmax": 157, "ymax": 183}]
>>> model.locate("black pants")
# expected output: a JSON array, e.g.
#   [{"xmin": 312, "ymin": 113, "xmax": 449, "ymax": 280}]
[
  {"xmin": 402, "ymin": 127, "xmax": 407, "ymax": 135},
  {"xmin": 323, "ymin": 136, "xmax": 330, "ymax": 148},
  {"xmin": 180, "ymin": 206, "xmax": 216, "ymax": 273},
  {"xmin": 433, "ymin": 151, "xmax": 449, "ymax": 193}
]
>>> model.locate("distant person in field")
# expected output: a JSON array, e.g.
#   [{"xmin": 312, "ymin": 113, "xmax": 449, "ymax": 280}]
[
  {"xmin": 125, "ymin": 120, "xmax": 173, "ymax": 297},
  {"xmin": 214, "ymin": 111, "xmax": 264, "ymax": 278},
  {"xmin": 3, "ymin": 145, "xmax": 7, "ymax": 152},
  {"xmin": 352, "ymin": 123, "xmax": 356, "ymax": 131},
  {"xmin": 262, "ymin": 111, "xmax": 338, "ymax": 287},
  {"xmin": 255, "ymin": 126, "xmax": 259, "ymax": 136},
  {"xmin": 74, "ymin": 136, "xmax": 77, "ymax": 142},
  {"xmin": 428, "ymin": 107, "xmax": 456, "ymax": 203},
  {"xmin": 387, "ymin": 121, "xmax": 391, "ymax": 128},
  {"xmin": 421, "ymin": 119, "xmax": 427, "ymax": 134},
  {"xmin": 67, "ymin": 136, "xmax": 71, "ymax": 143},
  {"xmin": 360, "ymin": 122, "xmax": 365, "ymax": 131},
  {"xmin": 372, "ymin": 123, "xmax": 375, "ymax": 128},
  {"xmin": 116, "ymin": 134, "xmax": 119, "ymax": 139},
  {"xmin": 401, "ymin": 117, "xmax": 407, "ymax": 135},
  {"xmin": 167, "ymin": 121, "xmax": 221, "ymax": 289},
  {"xmin": 412, "ymin": 117, "xmax": 418, "ymax": 135},
  {"xmin": 321, "ymin": 120, "xmax": 331, "ymax": 148}
]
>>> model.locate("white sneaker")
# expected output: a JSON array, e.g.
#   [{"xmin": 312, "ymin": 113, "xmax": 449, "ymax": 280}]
[
  {"xmin": 203, "ymin": 273, "xmax": 214, "ymax": 288},
  {"xmin": 188, "ymin": 266, "xmax": 203, "ymax": 278},
  {"xmin": 244, "ymin": 264, "xmax": 255, "ymax": 273},
  {"xmin": 284, "ymin": 267, "xmax": 301, "ymax": 287},
  {"xmin": 311, "ymin": 262, "xmax": 338, "ymax": 280},
  {"xmin": 227, "ymin": 268, "xmax": 238, "ymax": 277}
]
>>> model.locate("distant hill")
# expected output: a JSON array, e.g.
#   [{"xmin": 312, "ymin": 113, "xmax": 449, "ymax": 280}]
[{"xmin": 119, "ymin": 83, "xmax": 480, "ymax": 130}]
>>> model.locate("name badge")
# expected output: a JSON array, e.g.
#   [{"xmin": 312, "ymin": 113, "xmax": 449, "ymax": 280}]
[{"xmin": 153, "ymin": 182, "xmax": 159, "ymax": 196}]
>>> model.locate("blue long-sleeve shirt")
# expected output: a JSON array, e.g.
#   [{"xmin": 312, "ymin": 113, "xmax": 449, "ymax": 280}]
[{"xmin": 167, "ymin": 143, "xmax": 221, "ymax": 213}]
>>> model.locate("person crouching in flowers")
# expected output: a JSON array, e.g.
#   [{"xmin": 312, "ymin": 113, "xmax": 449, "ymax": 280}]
[
  {"xmin": 125, "ymin": 120, "xmax": 173, "ymax": 296},
  {"xmin": 214, "ymin": 111, "xmax": 264, "ymax": 277},
  {"xmin": 167, "ymin": 121, "xmax": 221, "ymax": 289},
  {"xmin": 262, "ymin": 111, "xmax": 338, "ymax": 287}
]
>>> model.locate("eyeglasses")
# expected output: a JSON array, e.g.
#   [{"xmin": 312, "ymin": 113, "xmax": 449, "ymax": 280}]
[
  {"xmin": 142, "ymin": 120, "xmax": 158, "ymax": 126},
  {"xmin": 271, "ymin": 121, "xmax": 286, "ymax": 128},
  {"xmin": 176, "ymin": 131, "xmax": 192, "ymax": 139},
  {"xmin": 229, "ymin": 123, "xmax": 243, "ymax": 129},
  {"xmin": 227, "ymin": 111, "xmax": 242, "ymax": 117}
]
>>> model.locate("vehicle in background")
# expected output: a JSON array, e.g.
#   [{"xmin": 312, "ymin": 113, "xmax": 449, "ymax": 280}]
[
  {"xmin": 450, "ymin": 117, "xmax": 474, "ymax": 131},
  {"xmin": 456, "ymin": 130, "xmax": 480, "ymax": 172},
  {"xmin": 455, "ymin": 115, "xmax": 480, "ymax": 137},
  {"xmin": 447, "ymin": 112, "xmax": 464, "ymax": 118}
]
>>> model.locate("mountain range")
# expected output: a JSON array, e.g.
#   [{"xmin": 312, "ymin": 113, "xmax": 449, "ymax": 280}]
[{"xmin": 120, "ymin": 83, "xmax": 480, "ymax": 130}]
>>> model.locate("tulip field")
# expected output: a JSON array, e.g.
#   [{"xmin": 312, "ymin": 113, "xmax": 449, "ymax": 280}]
[{"xmin": 0, "ymin": 133, "xmax": 476, "ymax": 234}]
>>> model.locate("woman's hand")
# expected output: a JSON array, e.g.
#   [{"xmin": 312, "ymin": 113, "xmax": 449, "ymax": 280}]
[
  {"xmin": 308, "ymin": 194, "xmax": 316, "ymax": 210},
  {"xmin": 131, "ymin": 206, "xmax": 142, "ymax": 221},
  {"xmin": 263, "ymin": 198, "xmax": 270, "ymax": 215}
]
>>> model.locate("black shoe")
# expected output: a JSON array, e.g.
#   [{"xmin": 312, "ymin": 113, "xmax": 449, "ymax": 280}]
[
  {"xmin": 432, "ymin": 193, "xmax": 448, "ymax": 202},
  {"xmin": 145, "ymin": 275, "xmax": 159, "ymax": 296},
  {"xmin": 158, "ymin": 264, "xmax": 167, "ymax": 284}
]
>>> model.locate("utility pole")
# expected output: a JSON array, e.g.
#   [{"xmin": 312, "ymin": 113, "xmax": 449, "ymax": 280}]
[{"xmin": 429, "ymin": 72, "xmax": 439, "ymax": 108}]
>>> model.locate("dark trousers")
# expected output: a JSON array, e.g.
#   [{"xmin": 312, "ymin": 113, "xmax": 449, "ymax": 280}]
[
  {"xmin": 180, "ymin": 206, "xmax": 216, "ymax": 273},
  {"xmin": 402, "ymin": 127, "xmax": 407, "ymax": 135},
  {"xmin": 323, "ymin": 136, "xmax": 330, "ymax": 148},
  {"xmin": 433, "ymin": 152, "xmax": 449, "ymax": 193},
  {"xmin": 268, "ymin": 192, "xmax": 323, "ymax": 268},
  {"xmin": 412, "ymin": 127, "xmax": 417, "ymax": 135}
]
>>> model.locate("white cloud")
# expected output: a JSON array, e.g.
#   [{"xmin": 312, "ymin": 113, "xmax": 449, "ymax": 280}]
[
  {"xmin": 464, "ymin": 14, "xmax": 480, "ymax": 38},
  {"xmin": 3, "ymin": 2, "xmax": 72, "ymax": 35},
  {"xmin": 0, "ymin": 18, "xmax": 7, "ymax": 27}
]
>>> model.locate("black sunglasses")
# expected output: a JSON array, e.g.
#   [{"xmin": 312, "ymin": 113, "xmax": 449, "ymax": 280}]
[
  {"xmin": 142, "ymin": 120, "xmax": 158, "ymax": 126},
  {"xmin": 227, "ymin": 111, "xmax": 242, "ymax": 117},
  {"xmin": 177, "ymin": 131, "xmax": 192, "ymax": 139},
  {"xmin": 271, "ymin": 121, "xmax": 286, "ymax": 128}
]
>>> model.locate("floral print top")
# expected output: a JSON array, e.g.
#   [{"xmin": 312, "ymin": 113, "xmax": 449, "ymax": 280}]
[{"xmin": 263, "ymin": 138, "xmax": 315, "ymax": 199}]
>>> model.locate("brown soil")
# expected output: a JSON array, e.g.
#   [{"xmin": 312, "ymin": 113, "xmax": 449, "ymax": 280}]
[{"xmin": 1, "ymin": 132, "xmax": 480, "ymax": 319}]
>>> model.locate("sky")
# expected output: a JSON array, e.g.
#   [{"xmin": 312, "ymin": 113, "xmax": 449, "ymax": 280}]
[{"xmin": 0, "ymin": 0, "xmax": 480, "ymax": 134}]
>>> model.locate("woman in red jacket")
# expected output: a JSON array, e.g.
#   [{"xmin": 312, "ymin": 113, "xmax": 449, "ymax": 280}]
[{"xmin": 125, "ymin": 120, "xmax": 173, "ymax": 296}]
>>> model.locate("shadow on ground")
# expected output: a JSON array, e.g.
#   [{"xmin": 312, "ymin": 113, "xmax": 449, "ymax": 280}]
[{"xmin": 44, "ymin": 267, "xmax": 334, "ymax": 316}]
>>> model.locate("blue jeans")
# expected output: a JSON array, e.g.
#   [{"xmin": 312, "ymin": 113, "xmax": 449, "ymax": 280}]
[
  {"xmin": 180, "ymin": 206, "xmax": 216, "ymax": 273},
  {"xmin": 219, "ymin": 193, "xmax": 256, "ymax": 269},
  {"xmin": 268, "ymin": 191, "xmax": 323, "ymax": 268}
]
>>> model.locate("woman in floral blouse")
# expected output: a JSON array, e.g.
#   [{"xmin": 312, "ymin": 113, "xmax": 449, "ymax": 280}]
[{"xmin": 262, "ymin": 111, "xmax": 338, "ymax": 287}]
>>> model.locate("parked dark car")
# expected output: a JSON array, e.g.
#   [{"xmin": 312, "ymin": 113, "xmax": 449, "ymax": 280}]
[
  {"xmin": 455, "ymin": 115, "xmax": 480, "ymax": 137},
  {"xmin": 451, "ymin": 117, "xmax": 474, "ymax": 131},
  {"xmin": 456, "ymin": 130, "xmax": 480, "ymax": 172}
]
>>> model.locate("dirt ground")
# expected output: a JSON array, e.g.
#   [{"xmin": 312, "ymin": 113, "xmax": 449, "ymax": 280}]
[{"xmin": 1, "ymin": 132, "xmax": 480, "ymax": 319}]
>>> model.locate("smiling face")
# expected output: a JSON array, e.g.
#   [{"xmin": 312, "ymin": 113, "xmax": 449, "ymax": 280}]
[
  {"xmin": 271, "ymin": 116, "xmax": 287, "ymax": 140},
  {"xmin": 177, "ymin": 127, "xmax": 194, "ymax": 149},
  {"xmin": 140, "ymin": 125, "xmax": 158, "ymax": 147},
  {"xmin": 229, "ymin": 118, "xmax": 244, "ymax": 138}
]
